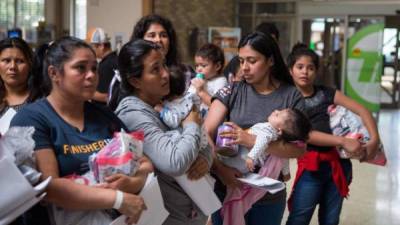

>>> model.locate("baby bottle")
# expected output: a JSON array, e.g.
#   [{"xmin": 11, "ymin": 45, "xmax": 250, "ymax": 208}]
[
  {"xmin": 215, "ymin": 124, "xmax": 239, "ymax": 157},
  {"xmin": 188, "ymin": 73, "xmax": 204, "ymax": 94}
]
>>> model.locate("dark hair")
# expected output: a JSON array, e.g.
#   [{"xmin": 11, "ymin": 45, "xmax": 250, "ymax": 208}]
[
  {"xmin": 108, "ymin": 39, "xmax": 161, "ymax": 110},
  {"xmin": 255, "ymin": 22, "xmax": 280, "ymax": 41},
  {"xmin": 287, "ymin": 43, "xmax": 319, "ymax": 70},
  {"xmin": 131, "ymin": 14, "xmax": 178, "ymax": 66},
  {"xmin": 223, "ymin": 55, "xmax": 240, "ymax": 81},
  {"xmin": 43, "ymin": 36, "xmax": 95, "ymax": 92},
  {"xmin": 281, "ymin": 108, "xmax": 311, "ymax": 142},
  {"xmin": 166, "ymin": 64, "xmax": 186, "ymax": 99},
  {"xmin": 195, "ymin": 43, "xmax": 225, "ymax": 74},
  {"xmin": 103, "ymin": 42, "xmax": 112, "ymax": 49},
  {"xmin": 0, "ymin": 37, "xmax": 43, "ymax": 111},
  {"xmin": 238, "ymin": 32, "xmax": 293, "ymax": 85},
  {"xmin": 33, "ymin": 42, "xmax": 51, "ymax": 96}
]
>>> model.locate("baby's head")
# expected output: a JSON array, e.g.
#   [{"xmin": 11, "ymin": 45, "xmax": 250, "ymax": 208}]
[
  {"xmin": 195, "ymin": 43, "xmax": 225, "ymax": 80},
  {"xmin": 165, "ymin": 64, "xmax": 187, "ymax": 100},
  {"xmin": 223, "ymin": 55, "xmax": 243, "ymax": 83},
  {"xmin": 268, "ymin": 108, "xmax": 311, "ymax": 142}
]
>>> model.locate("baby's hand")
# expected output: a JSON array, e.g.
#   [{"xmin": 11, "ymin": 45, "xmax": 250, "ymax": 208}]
[
  {"xmin": 154, "ymin": 104, "xmax": 163, "ymax": 113},
  {"xmin": 191, "ymin": 78, "xmax": 206, "ymax": 93},
  {"xmin": 245, "ymin": 157, "xmax": 255, "ymax": 172}
]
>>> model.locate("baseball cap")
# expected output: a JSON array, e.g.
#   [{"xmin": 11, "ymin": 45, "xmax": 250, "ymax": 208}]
[{"xmin": 86, "ymin": 27, "xmax": 110, "ymax": 44}]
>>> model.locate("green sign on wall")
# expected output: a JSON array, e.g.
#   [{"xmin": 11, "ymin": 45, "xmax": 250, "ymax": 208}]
[{"xmin": 345, "ymin": 23, "xmax": 384, "ymax": 112}]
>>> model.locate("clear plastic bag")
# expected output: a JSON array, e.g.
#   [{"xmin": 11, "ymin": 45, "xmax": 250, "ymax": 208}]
[
  {"xmin": 328, "ymin": 105, "xmax": 386, "ymax": 165},
  {"xmin": 0, "ymin": 126, "xmax": 35, "ymax": 166},
  {"xmin": 90, "ymin": 130, "xmax": 144, "ymax": 183},
  {"xmin": 51, "ymin": 130, "xmax": 145, "ymax": 225},
  {"xmin": 51, "ymin": 205, "xmax": 113, "ymax": 225},
  {"xmin": 0, "ymin": 126, "xmax": 41, "ymax": 185}
]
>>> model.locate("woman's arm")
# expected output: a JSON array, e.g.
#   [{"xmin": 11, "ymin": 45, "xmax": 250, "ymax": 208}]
[
  {"xmin": 221, "ymin": 122, "xmax": 304, "ymax": 158},
  {"xmin": 35, "ymin": 149, "xmax": 146, "ymax": 222},
  {"xmin": 266, "ymin": 140, "xmax": 305, "ymax": 158},
  {"xmin": 334, "ymin": 90, "xmax": 380, "ymax": 158},
  {"xmin": 203, "ymin": 99, "xmax": 228, "ymax": 150},
  {"xmin": 203, "ymin": 100, "xmax": 243, "ymax": 188},
  {"xmin": 120, "ymin": 108, "xmax": 202, "ymax": 176},
  {"xmin": 308, "ymin": 130, "xmax": 362, "ymax": 154}
]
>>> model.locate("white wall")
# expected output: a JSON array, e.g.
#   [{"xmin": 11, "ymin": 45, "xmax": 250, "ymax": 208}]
[{"xmin": 87, "ymin": 0, "xmax": 142, "ymax": 50}]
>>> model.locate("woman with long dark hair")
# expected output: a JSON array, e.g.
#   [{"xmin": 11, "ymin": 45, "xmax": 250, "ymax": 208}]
[
  {"xmin": 111, "ymin": 39, "xmax": 211, "ymax": 225},
  {"xmin": 0, "ymin": 38, "xmax": 44, "ymax": 117},
  {"xmin": 204, "ymin": 32, "xmax": 305, "ymax": 225}
]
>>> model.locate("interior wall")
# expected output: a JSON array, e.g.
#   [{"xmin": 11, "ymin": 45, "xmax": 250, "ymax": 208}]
[
  {"xmin": 44, "ymin": 0, "xmax": 56, "ymax": 29},
  {"xmin": 44, "ymin": 0, "xmax": 68, "ymax": 38},
  {"xmin": 153, "ymin": 0, "xmax": 236, "ymax": 64},
  {"xmin": 87, "ymin": 0, "xmax": 142, "ymax": 49}
]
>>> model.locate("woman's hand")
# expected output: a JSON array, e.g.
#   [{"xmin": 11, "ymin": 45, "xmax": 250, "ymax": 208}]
[
  {"xmin": 341, "ymin": 138, "xmax": 363, "ymax": 157},
  {"xmin": 102, "ymin": 157, "xmax": 153, "ymax": 194},
  {"xmin": 119, "ymin": 192, "xmax": 147, "ymax": 225},
  {"xmin": 154, "ymin": 104, "xmax": 163, "ymax": 113},
  {"xmin": 361, "ymin": 138, "xmax": 380, "ymax": 161},
  {"xmin": 220, "ymin": 122, "xmax": 256, "ymax": 149},
  {"xmin": 187, "ymin": 155, "xmax": 209, "ymax": 180},
  {"xmin": 103, "ymin": 174, "xmax": 134, "ymax": 191},
  {"xmin": 245, "ymin": 157, "xmax": 255, "ymax": 172},
  {"xmin": 215, "ymin": 162, "xmax": 242, "ymax": 189}
]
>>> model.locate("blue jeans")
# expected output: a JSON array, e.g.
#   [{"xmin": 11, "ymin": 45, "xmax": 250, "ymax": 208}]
[
  {"xmin": 212, "ymin": 188, "xmax": 286, "ymax": 225},
  {"xmin": 286, "ymin": 160, "xmax": 352, "ymax": 225}
]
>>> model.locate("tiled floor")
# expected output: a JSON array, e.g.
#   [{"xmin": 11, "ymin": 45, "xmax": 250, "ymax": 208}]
[{"xmin": 282, "ymin": 109, "xmax": 400, "ymax": 225}]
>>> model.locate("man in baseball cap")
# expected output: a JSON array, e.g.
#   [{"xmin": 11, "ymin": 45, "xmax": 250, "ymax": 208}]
[{"xmin": 87, "ymin": 28, "xmax": 118, "ymax": 104}]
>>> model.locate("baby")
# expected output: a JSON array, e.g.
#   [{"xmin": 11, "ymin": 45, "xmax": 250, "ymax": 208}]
[
  {"xmin": 155, "ymin": 65, "xmax": 209, "ymax": 154},
  {"xmin": 192, "ymin": 43, "xmax": 228, "ymax": 118},
  {"xmin": 218, "ymin": 109, "xmax": 310, "ymax": 225},
  {"xmin": 245, "ymin": 108, "xmax": 311, "ymax": 172}
]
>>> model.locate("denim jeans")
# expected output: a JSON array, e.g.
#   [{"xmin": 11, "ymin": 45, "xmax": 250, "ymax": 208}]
[
  {"xmin": 212, "ymin": 188, "xmax": 286, "ymax": 225},
  {"xmin": 286, "ymin": 160, "xmax": 352, "ymax": 225}
]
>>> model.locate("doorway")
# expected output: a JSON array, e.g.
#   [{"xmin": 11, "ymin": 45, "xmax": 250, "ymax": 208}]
[{"xmin": 301, "ymin": 18, "xmax": 345, "ymax": 90}]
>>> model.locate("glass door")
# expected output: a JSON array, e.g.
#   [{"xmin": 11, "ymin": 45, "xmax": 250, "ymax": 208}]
[{"xmin": 301, "ymin": 17, "xmax": 346, "ymax": 89}]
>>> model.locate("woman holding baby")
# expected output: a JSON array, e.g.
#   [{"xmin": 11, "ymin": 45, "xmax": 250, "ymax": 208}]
[{"xmin": 203, "ymin": 31, "xmax": 306, "ymax": 225}]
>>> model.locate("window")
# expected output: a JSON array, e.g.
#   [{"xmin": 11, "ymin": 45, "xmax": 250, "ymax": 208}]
[
  {"xmin": 0, "ymin": 0, "xmax": 45, "ymax": 42},
  {"xmin": 237, "ymin": 1, "xmax": 296, "ymax": 58}
]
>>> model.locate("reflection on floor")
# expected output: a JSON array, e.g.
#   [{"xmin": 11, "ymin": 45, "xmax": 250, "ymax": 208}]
[{"xmin": 282, "ymin": 109, "xmax": 400, "ymax": 225}]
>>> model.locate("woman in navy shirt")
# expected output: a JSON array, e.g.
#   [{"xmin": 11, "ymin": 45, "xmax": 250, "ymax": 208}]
[{"xmin": 11, "ymin": 37, "xmax": 151, "ymax": 225}]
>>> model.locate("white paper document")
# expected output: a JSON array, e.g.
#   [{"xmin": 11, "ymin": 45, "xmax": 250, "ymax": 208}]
[
  {"xmin": 237, "ymin": 173, "xmax": 285, "ymax": 194},
  {"xmin": 110, "ymin": 173, "xmax": 168, "ymax": 225},
  {"xmin": 0, "ymin": 157, "xmax": 37, "ymax": 218},
  {"xmin": 0, "ymin": 192, "xmax": 46, "ymax": 225},
  {"xmin": 0, "ymin": 157, "xmax": 51, "ymax": 225},
  {"xmin": 174, "ymin": 174, "xmax": 221, "ymax": 216},
  {"xmin": 0, "ymin": 108, "xmax": 16, "ymax": 135}
]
